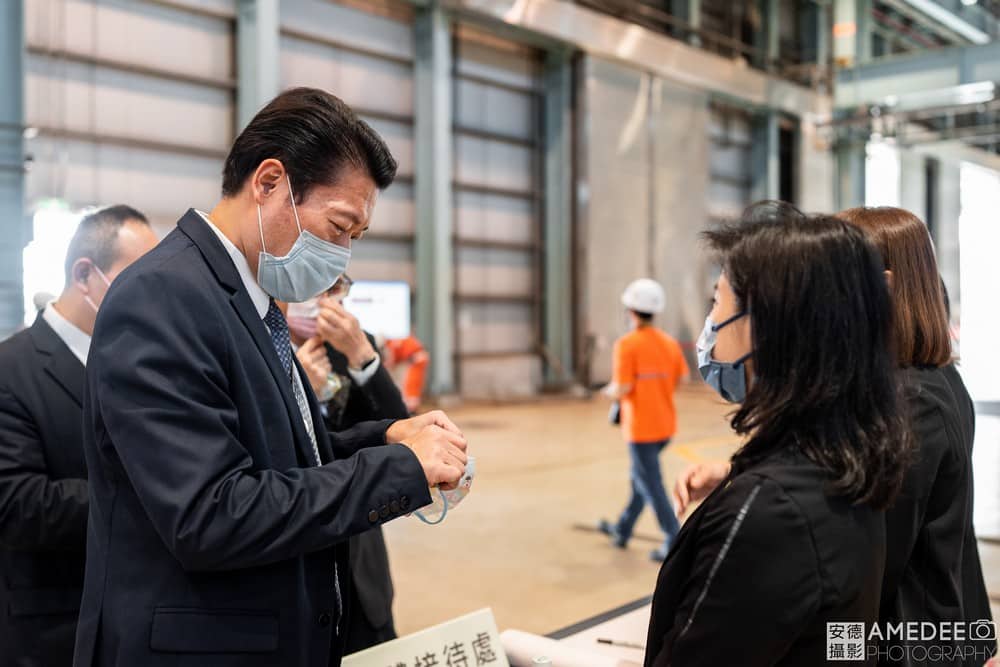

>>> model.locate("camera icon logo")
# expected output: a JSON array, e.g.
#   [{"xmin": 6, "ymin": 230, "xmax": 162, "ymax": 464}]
[{"xmin": 969, "ymin": 620, "xmax": 997, "ymax": 641}]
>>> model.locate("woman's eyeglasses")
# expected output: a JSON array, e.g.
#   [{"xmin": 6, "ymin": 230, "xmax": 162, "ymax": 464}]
[{"xmin": 327, "ymin": 274, "xmax": 354, "ymax": 299}]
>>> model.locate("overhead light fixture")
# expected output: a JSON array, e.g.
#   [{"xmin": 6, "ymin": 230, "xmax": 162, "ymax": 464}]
[
  {"xmin": 879, "ymin": 81, "xmax": 996, "ymax": 113},
  {"xmin": 901, "ymin": 0, "xmax": 989, "ymax": 43},
  {"xmin": 961, "ymin": 0, "xmax": 977, "ymax": 6}
]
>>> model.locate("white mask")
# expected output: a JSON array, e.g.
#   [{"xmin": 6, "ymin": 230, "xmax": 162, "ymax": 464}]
[
  {"xmin": 415, "ymin": 457, "xmax": 476, "ymax": 525},
  {"xmin": 83, "ymin": 265, "xmax": 112, "ymax": 314}
]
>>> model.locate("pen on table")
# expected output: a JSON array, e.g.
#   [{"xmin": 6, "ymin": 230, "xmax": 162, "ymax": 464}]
[{"xmin": 597, "ymin": 638, "xmax": 645, "ymax": 650}]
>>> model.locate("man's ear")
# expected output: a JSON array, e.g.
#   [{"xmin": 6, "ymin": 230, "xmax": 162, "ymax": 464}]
[
  {"xmin": 71, "ymin": 258, "xmax": 94, "ymax": 294},
  {"xmin": 251, "ymin": 159, "xmax": 286, "ymax": 204}
]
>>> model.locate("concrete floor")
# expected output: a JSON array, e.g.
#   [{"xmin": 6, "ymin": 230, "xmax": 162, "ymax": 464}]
[
  {"xmin": 382, "ymin": 385, "xmax": 1000, "ymax": 637},
  {"xmin": 384, "ymin": 384, "xmax": 738, "ymax": 636}
]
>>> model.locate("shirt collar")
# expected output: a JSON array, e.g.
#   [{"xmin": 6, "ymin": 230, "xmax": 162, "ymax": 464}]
[
  {"xmin": 42, "ymin": 301, "xmax": 91, "ymax": 365},
  {"xmin": 197, "ymin": 210, "xmax": 270, "ymax": 319}
]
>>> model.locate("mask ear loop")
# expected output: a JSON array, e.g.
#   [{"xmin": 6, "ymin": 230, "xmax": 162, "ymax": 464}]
[
  {"xmin": 711, "ymin": 310, "xmax": 748, "ymax": 332},
  {"xmin": 257, "ymin": 204, "xmax": 267, "ymax": 254},
  {"xmin": 285, "ymin": 173, "xmax": 303, "ymax": 236},
  {"xmin": 415, "ymin": 487, "xmax": 449, "ymax": 525},
  {"xmin": 92, "ymin": 264, "xmax": 112, "ymax": 288}
]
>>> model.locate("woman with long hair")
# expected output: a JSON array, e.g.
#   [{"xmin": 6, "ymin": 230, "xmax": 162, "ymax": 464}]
[
  {"xmin": 838, "ymin": 206, "xmax": 993, "ymax": 666},
  {"xmin": 645, "ymin": 203, "xmax": 912, "ymax": 666}
]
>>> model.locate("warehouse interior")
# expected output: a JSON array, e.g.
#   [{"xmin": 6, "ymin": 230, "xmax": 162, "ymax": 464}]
[{"xmin": 1, "ymin": 0, "xmax": 1000, "ymax": 665}]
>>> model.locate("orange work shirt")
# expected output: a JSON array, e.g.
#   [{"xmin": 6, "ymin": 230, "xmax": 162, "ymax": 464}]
[
  {"xmin": 384, "ymin": 335, "xmax": 428, "ymax": 403},
  {"xmin": 613, "ymin": 326, "xmax": 690, "ymax": 444}
]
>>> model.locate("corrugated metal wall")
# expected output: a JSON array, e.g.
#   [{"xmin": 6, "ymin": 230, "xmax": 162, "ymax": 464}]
[
  {"xmin": 707, "ymin": 103, "xmax": 753, "ymax": 222},
  {"xmin": 580, "ymin": 56, "xmax": 712, "ymax": 386},
  {"xmin": 24, "ymin": 0, "xmax": 235, "ymax": 235},
  {"xmin": 21, "ymin": 0, "xmax": 551, "ymax": 399},
  {"xmin": 280, "ymin": 0, "xmax": 417, "ymax": 288},
  {"xmin": 19, "ymin": 0, "xmax": 768, "ymax": 399},
  {"xmin": 452, "ymin": 26, "xmax": 543, "ymax": 399}
]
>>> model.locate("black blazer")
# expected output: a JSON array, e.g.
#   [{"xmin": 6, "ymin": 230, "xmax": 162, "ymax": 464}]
[
  {"xmin": 73, "ymin": 210, "xmax": 432, "ymax": 667},
  {"xmin": 0, "ymin": 315, "xmax": 89, "ymax": 667},
  {"xmin": 880, "ymin": 364, "xmax": 993, "ymax": 666},
  {"xmin": 321, "ymin": 336, "xmax": 410, "ymax": 653},
  {"xmin": 645, "ymin": 450, "xmax": 885, "ymax": 666}
]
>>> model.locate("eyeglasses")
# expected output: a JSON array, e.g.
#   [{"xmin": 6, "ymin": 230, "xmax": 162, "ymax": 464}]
[{"xmin": 327, "ymin": 274, "xmax": 353, "ymax": 299}]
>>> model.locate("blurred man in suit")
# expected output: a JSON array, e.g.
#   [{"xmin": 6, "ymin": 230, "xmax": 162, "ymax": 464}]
[
  {"xmin": 0, "ymin": 205, "xmax": 157, "ymax": 667},
  {"xmin": 287, "ymin": 275, "xmax": 409, "ymax": 653},
  {"xmin": 74, "ymin": 88, "xmax": 467, "ymax": 667}
]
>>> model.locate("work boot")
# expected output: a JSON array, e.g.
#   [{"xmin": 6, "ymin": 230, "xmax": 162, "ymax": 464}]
[
  {"xmin": 649, "ymin": 538, "xmax": 672, "ymax": 562},
  {"xmin": 597, "ymin": 518, "xmax": 627, "ymax": 549}
]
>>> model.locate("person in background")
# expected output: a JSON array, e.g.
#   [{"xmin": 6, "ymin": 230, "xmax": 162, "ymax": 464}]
[
  {"xmin": 32, "ymin": 292, "xmax": 55, "ymax": 313},
  {"xmin": 646, "ymin": 203, "xmax": 912, "ymax": 666},
  {"xmin": 285, "ymin": 274, "xmax": 408, "ymax": 654},
  {"xmin": 383, "ymin": 334, "xmax": 429, "ymax": 414},
  {"xmin": 598, "ymin": 278, "xmax": 689, "ymax": 562},
  {"xmin": 838, "ymin": 206, "xmax": 994, "ymax": 666},
  {"xmin": 0, "ymin": 205, "xmax": 158, "ymax": 667}
]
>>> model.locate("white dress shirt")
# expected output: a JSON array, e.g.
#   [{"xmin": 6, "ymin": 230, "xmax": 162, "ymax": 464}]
[{"xmin": 42, "ymin": 302, "xmax": 91, "ymax": 365}]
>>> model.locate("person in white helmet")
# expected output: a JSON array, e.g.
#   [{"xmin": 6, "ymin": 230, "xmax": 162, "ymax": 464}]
[{"xmin": 598, "ymin": 278, "xmax": 690, "ymax": 561}]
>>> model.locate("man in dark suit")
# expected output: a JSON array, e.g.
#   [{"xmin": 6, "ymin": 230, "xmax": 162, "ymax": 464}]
[
  {"xmin": 74, "ymin": 88, "xmax": 468, "ymax": 667},
  {"xmin": 288, "ymin": 275, "xmax": 411, "ymax": 654},
  {"xmin": 0, "ymin": 206, "xmax": 157, "ymax": 667}
]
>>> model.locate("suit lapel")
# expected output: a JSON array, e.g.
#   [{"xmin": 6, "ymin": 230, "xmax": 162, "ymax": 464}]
[
  {"xmin": 29, "ymin": 315, "xmax": 85, "ymax": 407},
  {"xmin": 229, "ymin": 290, "xmax": 319, "ymax": 466},
  {"xmin": 176, "ymin": 210, "xmax": 317, "ymax": 467}
]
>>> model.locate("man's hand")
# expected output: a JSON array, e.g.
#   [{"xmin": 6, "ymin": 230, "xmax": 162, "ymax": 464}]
[
  {"xmin": 673, "ymin": 461, "xmax": 731, "ymax": 516},
  {"xmin": 295, "ymin": 337, "xmax": 332, "ymax": 394},
  {"xmin": 387, "ymin": 411, "xmax": 467, "ymax": 490},
  {"xmin": 316, "ymin": 298, "xmax": 376, "ymax": 369}
]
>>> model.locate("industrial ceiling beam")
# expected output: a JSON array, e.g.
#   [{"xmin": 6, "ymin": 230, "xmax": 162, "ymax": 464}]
[
  {"xmin": 409, "ymin": 0, "xmax": 831, "ymax": 117},
  {"xmin": 835, "ymin": 39, "xmax": 1000, "ymax": 109}
]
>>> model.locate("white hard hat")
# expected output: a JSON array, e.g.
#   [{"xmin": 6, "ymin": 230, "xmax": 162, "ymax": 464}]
[{"xmin": 621, "ymin": 279, "xmax": 666, "ymax": 314}]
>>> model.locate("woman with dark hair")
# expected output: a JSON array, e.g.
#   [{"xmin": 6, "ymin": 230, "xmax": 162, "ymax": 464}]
[
  {"xmin": 838, "ymin": 206, "xmax": 993, "ymax": 667},
  {"xmin": 644, "ymin": 203, "xmax": 912, "ymax": 666}
]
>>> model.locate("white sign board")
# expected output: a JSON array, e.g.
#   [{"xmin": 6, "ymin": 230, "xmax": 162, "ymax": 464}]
[
  {"xmin": 342, "ymin": 608, "xmax": 509, "ymax": 667},
  {"xmin": 342, "ymin": 280, "xmax": 411, "ymax": 340}
]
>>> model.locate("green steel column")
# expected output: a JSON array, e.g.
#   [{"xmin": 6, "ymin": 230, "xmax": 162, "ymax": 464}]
[
  {"xmin": 236, "ymin": 0, "xmax": 280, "ymax": 130},
  {"xmin": 414, "ymin": 4, "xmax": 455, "ymax": 396},
  {"xmin": 543, "ymin": 49, "xmax": 574, "ymax": 386},
  {"xmin": 835, "ymin": 140, "xmax": 866, "ymax": 210},
  {"xmin": 751, "ymin": 113, "xmax": 780, "ymax": 202},
  {"xmin": 0, "ymin": 0, "xmax": 26, "ymax": 336}
]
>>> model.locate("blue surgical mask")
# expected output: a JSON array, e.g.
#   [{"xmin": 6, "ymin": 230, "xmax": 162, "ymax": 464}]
[
  {"xmin": 696, "ymin": 313, "xmax": 751, "ymax": 403},
  {"xmin": 415, "ymin": 457, "xmax": 476, "ymax": 525},
  {"xmin": 256, "ymin": 174, "xmax": 352, "ymax": 302}
]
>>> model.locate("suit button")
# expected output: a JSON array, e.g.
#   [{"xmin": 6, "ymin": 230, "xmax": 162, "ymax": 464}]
[
  {"xmin": 389, "ymin": 500, "xmax": 401, "ymax": 514},
  {"xmin": 368, "ymin": 510, "xmax": 379, "ymax": 523},
  {"xmin": 379, "ymin": 505, "xmax": 390, "ymax": 519},
  {"xmin": 318, "ymin": 612, "xmax": 332, "ymax": 627},
  {"xmin": 401, "ymin": 496, "xmax": 410, "ymax": 510}
]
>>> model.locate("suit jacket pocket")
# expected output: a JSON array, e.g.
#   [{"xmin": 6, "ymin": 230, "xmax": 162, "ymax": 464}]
[
  {"xmin": 150, "ymin": 607, "xmax": 278, "ymax": 653},
  {"xmin": 7, "ymin": 586, "xmax": 82, "ymax": 617}
]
